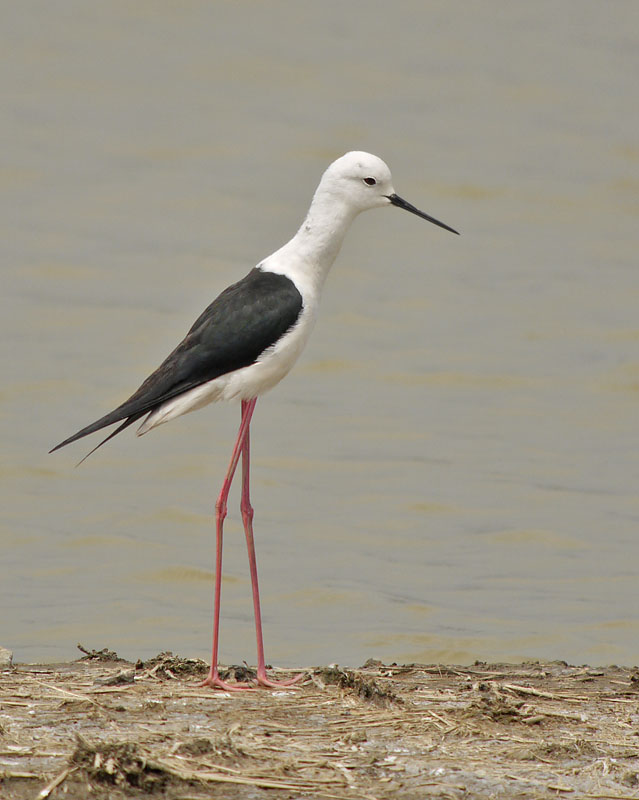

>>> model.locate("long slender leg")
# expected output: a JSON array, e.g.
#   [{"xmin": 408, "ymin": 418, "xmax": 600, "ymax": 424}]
[
  {"xmin": 240, "ymin": 402, "xmax": 305, "ymax": 688},
  {"xmin": 200, "ymin": 398, "xmax": 257, "ymax": 691}
]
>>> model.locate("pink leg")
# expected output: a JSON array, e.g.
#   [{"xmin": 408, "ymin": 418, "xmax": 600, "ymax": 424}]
[
  {"xmin": 240, "ymin": 404, "xmax": 305, "ymax": 689},
  {"xmin": 200, "ymin": 398, "xmax": 257, "ymax": 691}
]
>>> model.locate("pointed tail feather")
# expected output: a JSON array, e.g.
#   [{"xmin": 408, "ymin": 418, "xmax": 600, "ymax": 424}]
[
  {"xmin": 50, "ymin": 406, "xmax": 148, "ymax": 460},
  {"xmin": 75, "ymin": 416, "xmax": 143, "ymax": 465}
]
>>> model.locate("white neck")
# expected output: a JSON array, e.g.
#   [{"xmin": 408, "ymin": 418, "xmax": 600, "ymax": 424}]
[{"xmin": 260, "ymin": 187, "xmax": 361, "ymax": 299}]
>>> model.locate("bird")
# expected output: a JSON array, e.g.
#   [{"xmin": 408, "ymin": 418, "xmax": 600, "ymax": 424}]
[{"xmin": 51, "ymin": 151, "xmax": 459, "ymax": 690}]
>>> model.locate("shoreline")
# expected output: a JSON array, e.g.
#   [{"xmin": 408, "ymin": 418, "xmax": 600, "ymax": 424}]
[{"xmin": 1, "ymin": 653, "xmax": 638, "ymax": 799}]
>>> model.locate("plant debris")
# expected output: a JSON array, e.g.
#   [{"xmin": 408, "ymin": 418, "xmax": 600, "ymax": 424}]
[
  {"xmin": 134, "ymin": 650, "xmax": 209, "ymax": 679},
  {"xmin": 315, "ymin": 665, "xmax": 401, "ymax": 706},
  {"xmin": 70, "ymin": 737, "xmax": 168, "ymax": 793},
  {"xmin": 1, "ymin": 657, "xmax": 638, "ymax": 799},
  {"xmin": 76, "ymin": 644, "xmax": 125, "ymax": 663}
]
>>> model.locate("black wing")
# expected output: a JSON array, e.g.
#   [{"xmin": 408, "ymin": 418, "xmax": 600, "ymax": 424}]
[{"xmin": 50, "ymin": 268, "xmax": 303, "ymax": 454}]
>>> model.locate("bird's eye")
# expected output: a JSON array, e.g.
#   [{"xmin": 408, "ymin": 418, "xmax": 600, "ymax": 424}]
[{"xmin": 363, "ymin": 177, "xmax": 377, "ymax": 186}]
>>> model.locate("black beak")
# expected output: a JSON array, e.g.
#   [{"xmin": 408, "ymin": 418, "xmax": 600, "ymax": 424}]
[{"xmin": 387, "ymin": 193, "xmax": 459, "ymax": 235}]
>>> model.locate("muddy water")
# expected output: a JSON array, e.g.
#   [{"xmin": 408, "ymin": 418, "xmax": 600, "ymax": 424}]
[{"xmin": 2, "ymin": 2, "xmax": 638, "ymax": 667}]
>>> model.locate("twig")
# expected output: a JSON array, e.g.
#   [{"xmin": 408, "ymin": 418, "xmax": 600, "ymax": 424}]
[
  {"xmin": 152, "ymin": 758, "xmax": 319, "ymax": 790},
  {"xmin": 37, "ymin": 767, "xmax": 76, "ymax": 799},
  {"xmin": 0, "ymin": 770, "xmax": 39, "ymax": 779},
  {"xmin": 502, "ymin": 683, "xmax": 587, "ymax": 702},
  {"xmin": 30, "ymin": 679, "xmax": 104, "ymax": 708}
]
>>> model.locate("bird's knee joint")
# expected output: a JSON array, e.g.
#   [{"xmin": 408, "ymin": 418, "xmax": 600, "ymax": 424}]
[{"xmin": 215, "ymin": 500, "xmax": 228, "ymax": 520}]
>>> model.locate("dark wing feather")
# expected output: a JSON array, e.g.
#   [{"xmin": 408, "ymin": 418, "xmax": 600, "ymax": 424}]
[{"xmin": 50, "ymin": 268, "xmax": 303, "ymax": 453}]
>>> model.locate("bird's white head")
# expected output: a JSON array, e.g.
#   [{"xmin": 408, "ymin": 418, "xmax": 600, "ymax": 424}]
[
  {"xmin": 266, "ymin": 150, "xmax": 457, "ymax": 293},
  {"xmin": 319, "ymin": 151, "xmax": 459, "ymax": 233},
  {"xmin": 319, "ymin": 151, "xmax": 396, "ymax": 213}
]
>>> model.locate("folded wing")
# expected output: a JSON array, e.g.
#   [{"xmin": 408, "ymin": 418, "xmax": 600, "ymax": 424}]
[{"xmin": 50, "ymin": 268, "xmax": 303, "ymax": 453}]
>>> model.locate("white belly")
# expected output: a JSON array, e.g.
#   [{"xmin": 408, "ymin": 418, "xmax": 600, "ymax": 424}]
[{"xmin": 137, "ymin": 302, "xmax": 317, "ymax": 435}]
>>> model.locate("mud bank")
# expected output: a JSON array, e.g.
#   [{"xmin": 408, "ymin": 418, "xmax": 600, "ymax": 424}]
[{"xmin": 1, "ymin": 652, "xmax": 638, "ymax": 799}]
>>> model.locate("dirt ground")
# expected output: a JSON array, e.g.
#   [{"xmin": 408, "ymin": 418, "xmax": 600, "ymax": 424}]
[{"xmin": 1, "ymin": 650, "xmax": 639, "ymax": 799}]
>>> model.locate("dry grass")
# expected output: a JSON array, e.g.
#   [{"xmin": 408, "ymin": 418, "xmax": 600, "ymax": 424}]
[{"xmin": 1, "ymin": 653, "xmax": 638, "ymax": 798}]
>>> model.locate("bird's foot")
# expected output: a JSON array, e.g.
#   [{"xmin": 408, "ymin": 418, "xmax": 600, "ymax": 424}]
[
  {"xmin": 199, "ymin": 665, "xmax": 306, "ymax": 691},
  {"xmin": 255, "ymin": 669, "xmax": 306, "ymax": 689},
  {"xmin": 198, "ymin": 669, "xmax": 256, "ymax": 692}
]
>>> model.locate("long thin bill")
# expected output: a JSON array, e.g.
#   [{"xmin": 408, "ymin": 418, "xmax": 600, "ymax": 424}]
[{"xmin": 387, "ymin": 193, "xmax": 459, "ymax": 235}]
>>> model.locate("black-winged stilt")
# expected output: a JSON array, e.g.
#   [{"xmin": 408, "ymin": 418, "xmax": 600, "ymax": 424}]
[{"xmin": 51, "ymin": 151, "xmax": 459, "ymax": 690}]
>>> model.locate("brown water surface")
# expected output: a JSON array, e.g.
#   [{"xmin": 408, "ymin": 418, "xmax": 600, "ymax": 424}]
[{"xmin": 2, "ymin": 2, "xmax": 638, "ymax": 667}]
